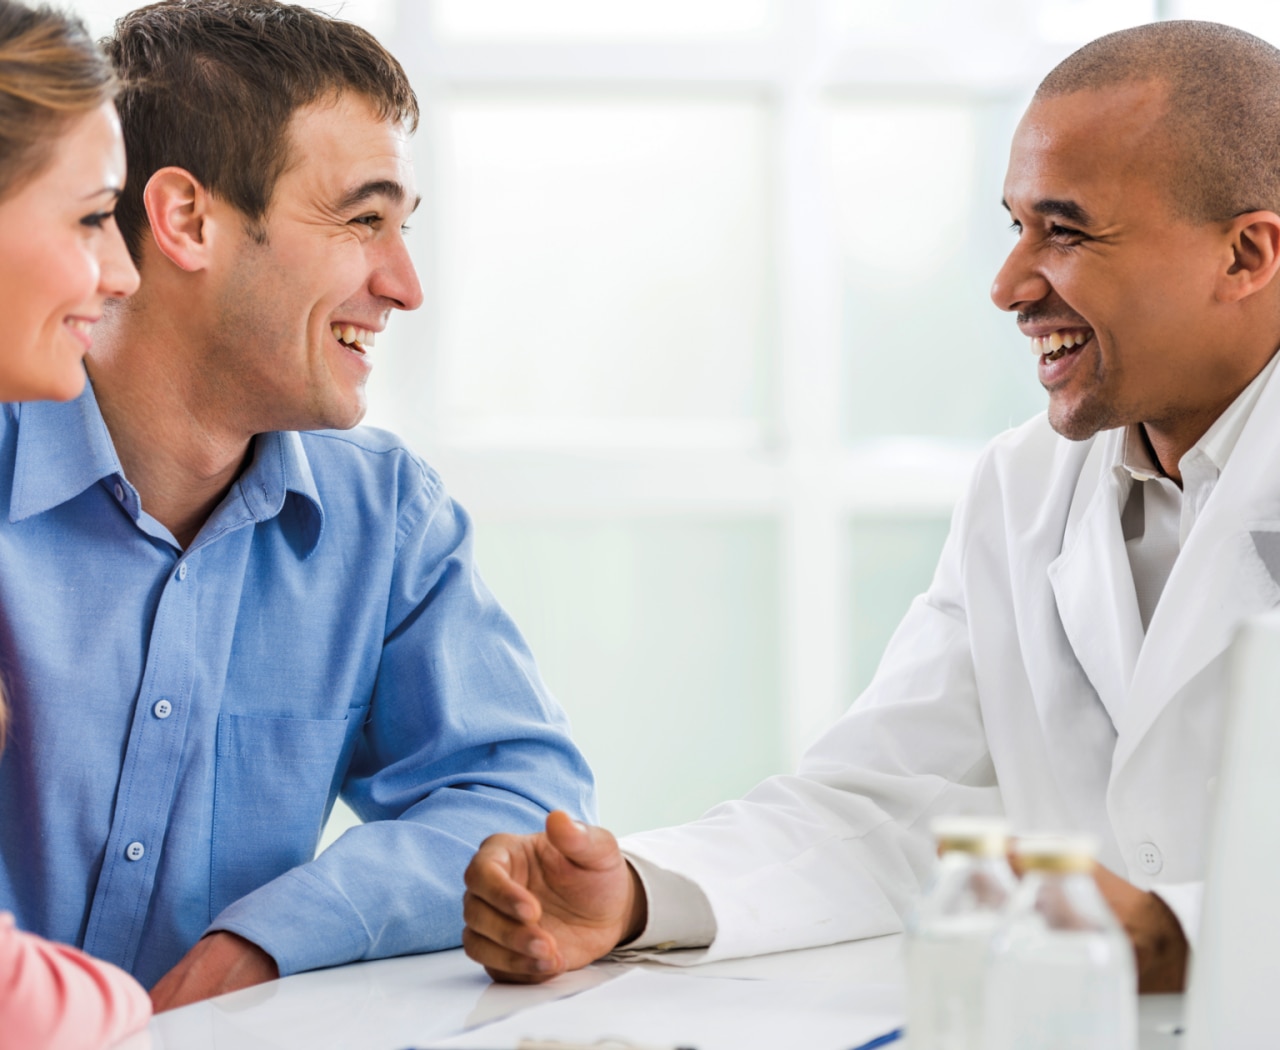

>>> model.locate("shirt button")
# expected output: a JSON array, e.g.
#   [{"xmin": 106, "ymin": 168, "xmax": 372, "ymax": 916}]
[
  {"xmin": 153, "ymin": 699, "xmax": 173, "ymax": 719},
  {"xmin": 125, "ymin": 841, "xmax": 145, "ymax": 862},
  {"xmin": 177, "ymin": 563, "xmax": 188, "ymax": 581},
  {"xmin": 113, "ymin": 482, "xmax": 125, "ymax": 503},
  {"xmin": 1137, "ymin": 842, "xmax": 1163, "ymax": 875}
]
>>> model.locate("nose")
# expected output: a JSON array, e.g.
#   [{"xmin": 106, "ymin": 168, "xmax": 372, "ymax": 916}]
[
  {"xmin": 990, "ymin": 234, "xmax": 1049, "ymax": 314},
  {"xmin": 99, "ymin": 223, "xmax": 140, "ymax": 300},
  {"xmin": 372, "ymin": 232, "xmax": 424, "ymax": 312}
]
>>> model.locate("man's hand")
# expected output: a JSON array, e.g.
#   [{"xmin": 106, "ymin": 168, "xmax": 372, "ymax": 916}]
[
  {"xmin": 1092, "ymin": 865, "xmax": 1188, "ymax": 993},
  {"xmin": 149, "ymin": 931, "xmax": 279, "ymax": 1012},
  {"xmin": 462, "ymin": 810, "xmax": 647, "ymax": 984}
]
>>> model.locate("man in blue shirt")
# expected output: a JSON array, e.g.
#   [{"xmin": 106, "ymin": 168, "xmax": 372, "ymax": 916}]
[{"xmin": 0, "ymin": 0, "xmax": 595, "ymax": 1011}]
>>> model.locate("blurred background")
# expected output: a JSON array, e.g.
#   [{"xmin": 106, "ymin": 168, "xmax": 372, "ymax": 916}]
[{"xmin": 69, "ymin": 0, "xmax": 1280, "ymax": 838}]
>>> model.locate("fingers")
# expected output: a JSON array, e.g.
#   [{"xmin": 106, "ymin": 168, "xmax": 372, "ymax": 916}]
[
  {"xmin": 464, "ymin": 838, "xmax": 541, "ymax": 923},
  {"xmin": 463, "ymin": 892, "xmax": 555, "ymax": 962},
  {"xmin": 544, "ymin": 810, "xmax": 621, "ymax": 872},
  {"xmin": 461, "ymin": 925, "xmax": 564, "ymax": 983}
]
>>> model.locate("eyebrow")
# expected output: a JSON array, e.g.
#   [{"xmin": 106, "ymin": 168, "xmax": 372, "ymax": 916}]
[
  {"xmin": 82, "ymin": 186, "xmax": 123, "ymax": 202},
  {"xmin": 1002, "ymin": 197, "xmax": 1095, "ymax": 227},
  {"xmin": 334, "ymin": 179, "xmax": 421, "ymax": 215}
]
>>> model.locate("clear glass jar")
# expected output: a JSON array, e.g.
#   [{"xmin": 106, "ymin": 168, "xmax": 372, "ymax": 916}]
[
  {"xmin": 984, "ymin": 835, "xmax": 1137, "ymax": 1050},
  {"xmin": 904, "ymin": 817, "xmax": 1017, "ymax": 1050}
]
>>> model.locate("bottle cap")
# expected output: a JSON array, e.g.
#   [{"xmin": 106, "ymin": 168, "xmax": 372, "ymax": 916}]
[
  {"xmin": 930, "ymin": 816, "xmax": 1009, "ymax": 856},
  {"xmin": 1012, "ymin": 833, "xmax": 1097, "ymax": 873}
]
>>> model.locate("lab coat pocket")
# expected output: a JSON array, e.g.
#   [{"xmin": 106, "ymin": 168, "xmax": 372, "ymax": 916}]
[{"xmin": 210, "ymin": 711, "xmax": 356, "ymax": 918}]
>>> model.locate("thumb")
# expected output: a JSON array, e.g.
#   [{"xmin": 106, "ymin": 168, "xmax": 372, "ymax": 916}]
[{"xmin": 545, "ymin": 810, "xmax": 619, "ymax": 872}]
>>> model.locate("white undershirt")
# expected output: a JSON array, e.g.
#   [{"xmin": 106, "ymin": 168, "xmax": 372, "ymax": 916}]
[
  {"xmin": 621, "ymin": 350, "xmax": 1280, "ymax": 953},
  {"xmin": 1120, "ymin": 351, "xmax": 1279, "ymax": 631}
]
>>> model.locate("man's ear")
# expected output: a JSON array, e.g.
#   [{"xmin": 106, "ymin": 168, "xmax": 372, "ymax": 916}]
[
  {"xmin": 142, "ymin": 167, "xmax": 218, "ymax": 273},
  {"xmin": 1219, "ymin": 210, "xmax": 1280, "ymax": 303}
]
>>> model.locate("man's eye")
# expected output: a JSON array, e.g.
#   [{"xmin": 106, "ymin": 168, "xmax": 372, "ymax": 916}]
[
  {"xmin": 1048, "ymin": 223, "xmax": 1083, "ymax": 239},
  {"xmin": 352, "ymin": 214, "xmax": 381, "ymax": 228}
]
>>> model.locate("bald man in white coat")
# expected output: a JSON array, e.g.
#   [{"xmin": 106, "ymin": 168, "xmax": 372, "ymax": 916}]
[{"xmin": 460, "ymin": 20, "xmax": 1280, "ymax": 995}]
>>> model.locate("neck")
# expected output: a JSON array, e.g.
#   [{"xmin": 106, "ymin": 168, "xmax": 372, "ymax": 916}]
[
  {"xmin": 87, "ymin": 308, "xmax": 254, "ymax": 550},
  {"xmin": 1141, "ymin": 345, "xmax": 1279, "ymax": 486}
]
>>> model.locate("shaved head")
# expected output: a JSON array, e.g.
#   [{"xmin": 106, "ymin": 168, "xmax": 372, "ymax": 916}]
[{"xmin": 1036, "ymin": 20, "xmax": 1280, "ymax": 222}]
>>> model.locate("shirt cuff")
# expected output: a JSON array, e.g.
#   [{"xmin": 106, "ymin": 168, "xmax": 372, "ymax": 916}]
[
  {"xmin": 206, "ymin": 865, "xmax": 369, "ymax": 977},
  {"xmin": 614, "ymin": 851, "xmax": 718, "ymax": 952}
]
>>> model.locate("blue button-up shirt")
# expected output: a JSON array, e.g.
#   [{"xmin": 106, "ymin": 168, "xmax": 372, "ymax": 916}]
[{"xmin": 0, "ymin": 383, "xmax": 595, "ymax": 987}]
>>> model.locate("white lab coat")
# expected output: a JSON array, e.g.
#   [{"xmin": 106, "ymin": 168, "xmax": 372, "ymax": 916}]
[{"xmin": 623, "ymin": 368, "xmax": 1280, "ymax": 964}]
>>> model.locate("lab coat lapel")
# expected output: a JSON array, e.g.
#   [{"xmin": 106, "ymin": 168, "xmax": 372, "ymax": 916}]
[
  {"xmin": 1048, "ymin": 462, "xmax": 1145, "ymax": 728},
  {"xmin": 1115, "ymin": 379, "xmax": 1280, "ymax": 770}
]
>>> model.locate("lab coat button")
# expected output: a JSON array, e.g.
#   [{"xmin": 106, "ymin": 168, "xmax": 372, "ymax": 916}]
[
  {"xmin": 177, "ymin": 563, "xmax": 188, "ymax": 581},
  {"xmin": 125, "ymin": 841, "xmax": 145, "ymax": 862},
  {"xmin": 1137, "ymin": 842, "xmax": 1163, "ymax": 875},
  {"xmin": 153, "ymin": 699, "xmax": 173, "ymax": 719}
]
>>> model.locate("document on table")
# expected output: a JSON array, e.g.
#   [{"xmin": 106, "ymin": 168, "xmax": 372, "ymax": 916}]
[{"xmin": 425, "ymin": 968, "xmax": 903, "ymax": 1050}]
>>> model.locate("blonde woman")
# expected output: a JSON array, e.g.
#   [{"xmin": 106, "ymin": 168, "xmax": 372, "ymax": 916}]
[{"xmin": 0, "ymin": 2, "xmax": 148, "ymax": 1047}]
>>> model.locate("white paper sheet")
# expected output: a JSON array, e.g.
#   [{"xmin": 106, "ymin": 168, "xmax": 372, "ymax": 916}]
[{"xmin": 426, "ymin": 968, "xmax": 903, "ymax": 1050}]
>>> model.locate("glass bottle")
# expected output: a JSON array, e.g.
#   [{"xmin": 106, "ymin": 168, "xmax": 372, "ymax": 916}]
[
  {"xmin": 985, "ymin": 834, "xmax": 1137, "ymax": 1050},
  {"xmin": 904, "ymin": 817, "xmax": 1017, "ymax": 1050}
]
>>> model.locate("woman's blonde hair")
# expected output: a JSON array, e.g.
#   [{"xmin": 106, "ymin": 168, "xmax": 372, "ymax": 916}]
[
  {"xmin": 0, "ymin": 2, "xmax": 112, "ymax": 748},
  {"xmin": 0, "ymin": 0, "xmax": 115, "ymax": 203}
]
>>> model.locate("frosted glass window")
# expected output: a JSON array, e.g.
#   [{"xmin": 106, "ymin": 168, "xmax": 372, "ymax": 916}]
[
  {"xmin": 433, "ymin": 0, "xmax": 776, "ymax": 41},
  {"xmin": 437, "ymin": 96, "xmax": 774, "ymax": 444},
  {"xmin": 829, "ymin": 0, "xmax": 1153, "ymax": 40},
  {"xmin": 828, "ymin": 99, "xmax": 1044, "ymax": 443},
  {"xmin": 474, "ymin": 518, "xmax": 784, "ymax": 835},
  {"xmin": 1036, "ymin": 0, "xmax": 1157, "ymax": 43},
  {"xmin": 849, "ymin": 516, "xmax": 952, "ymax": 699}
]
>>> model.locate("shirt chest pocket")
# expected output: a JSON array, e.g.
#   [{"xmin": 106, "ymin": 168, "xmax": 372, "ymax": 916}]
[{"xmin": 209, "ymin": 710, "xmax": 365, "ymax": 920}]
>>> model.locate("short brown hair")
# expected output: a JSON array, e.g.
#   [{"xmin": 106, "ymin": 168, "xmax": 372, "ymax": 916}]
[
  {"xmin": 0, "ymin": 0, "xmax": 115, "ymax": 203},
  {"xmin": 1037, "ymin": 20, "xmax": 1280, "ymax": 223},
  {"xmin": 104, "ymin": 0, "xmax": 419, "ymax": 262}
]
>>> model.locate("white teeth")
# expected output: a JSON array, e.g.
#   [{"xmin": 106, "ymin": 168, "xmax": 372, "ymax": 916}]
[
  {"xmin": 331, "ymin": 323, "xmax": 376, "ymax": 352},
  {"xmin": 1030, "ymin": 328, "xmax": 1092, "ymax": 358},
  {"xmin": 65, "ymin": 319, "xmax": 92, "ymax": 334}
]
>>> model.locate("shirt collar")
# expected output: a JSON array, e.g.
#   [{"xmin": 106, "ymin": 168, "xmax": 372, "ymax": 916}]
[
  {"xmin": 236, "ymin": 429, "xmax": 325, "ymax": 558},
  {"xmin": 10, "ymin": 380, "xmax": 121, "ymax": 522},
  {"xmin": 1118, "ymin": 349, "xmax": 1280, "ymax": 482},
  {"xmin": 10, "ymin": 378, "xmax": 325, "ymax": 558}
]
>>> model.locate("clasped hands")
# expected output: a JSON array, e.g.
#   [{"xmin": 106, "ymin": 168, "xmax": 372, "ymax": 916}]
[{"xmin": 462, "ymin": 810, "xmax": 1188, "ymax": 993}]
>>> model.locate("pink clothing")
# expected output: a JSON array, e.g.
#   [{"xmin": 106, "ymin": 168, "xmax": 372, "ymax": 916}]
[{"xmin": 0, "ymin": 912, "xmax": 151, "ymax": 1050}]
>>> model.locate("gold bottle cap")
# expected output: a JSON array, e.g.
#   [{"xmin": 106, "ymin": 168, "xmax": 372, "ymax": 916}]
[
  {"xmin": 930, "ymin": 816, "xmax": 1009, "ymax": 857},
  {"xmin": 1012, "ymin": 833, "xmax": 1097, "ymax": 874}
]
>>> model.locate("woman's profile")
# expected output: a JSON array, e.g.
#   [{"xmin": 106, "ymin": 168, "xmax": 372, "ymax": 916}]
[{"xmin": 0, "ymin": 2, "xmax": 148, "ymax": 1047}]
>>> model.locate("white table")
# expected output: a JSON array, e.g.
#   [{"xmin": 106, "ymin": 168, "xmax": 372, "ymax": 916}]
[{"xmin": 115, "ymin": 935, "xmax": 1183, "ymax": 1050}]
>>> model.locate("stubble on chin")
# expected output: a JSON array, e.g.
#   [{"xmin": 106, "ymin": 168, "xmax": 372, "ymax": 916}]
[{"xmin": 1047, "ymin": 398, "xmax": 1119, "ymax": 441}]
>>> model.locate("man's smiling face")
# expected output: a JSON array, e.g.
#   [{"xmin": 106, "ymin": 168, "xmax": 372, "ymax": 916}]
[
  {"xmin": 206, "ymin": 90, "xmax": 423, "ymax": 434},
  {"xmin": 992, "ymin": 79, "xmax": 1234, "ymax": 448}
]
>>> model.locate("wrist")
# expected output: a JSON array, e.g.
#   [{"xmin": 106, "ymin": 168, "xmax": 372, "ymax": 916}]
[{"xmin": 618, "ymin": 861, "xmax": 649, "ymax": 947}]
